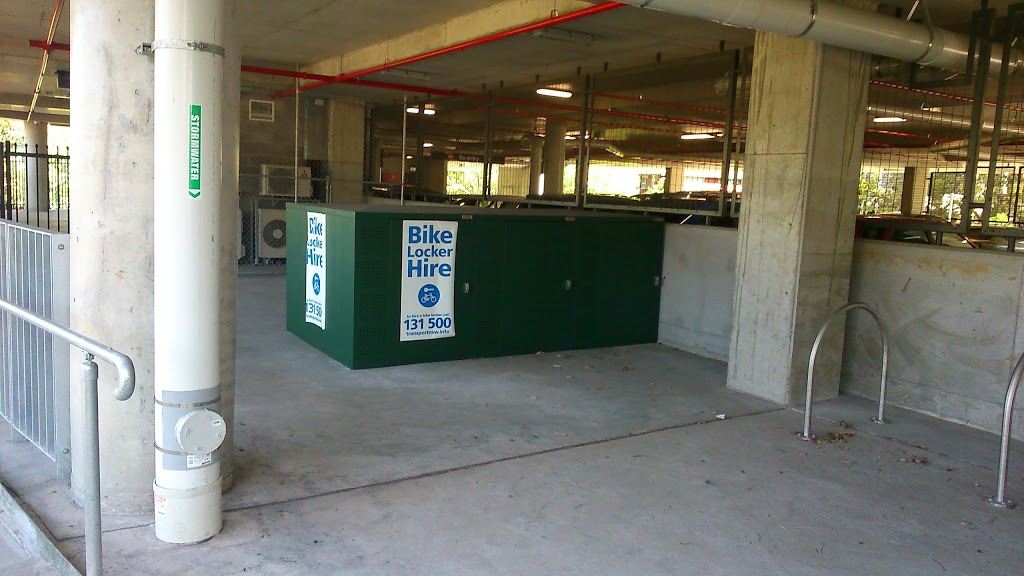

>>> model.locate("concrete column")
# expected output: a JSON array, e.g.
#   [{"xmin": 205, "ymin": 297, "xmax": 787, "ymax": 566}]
[
  {"xmin": 70, "ymin": 0, "xmax": 155, "ymax": 514},
  {"xmin": 304, "ymin": 97, "xmax": 328, "ymax": 162},
  {"xmin": 219, "ymin": 0, "xmax": 239, "ymax": 490},
  {"xmin": 420, "ymin": 157, "xmax": 447, "ymax": 194},
  {"xmin": 900, "ymin": 167, "xmax": 917, "ymax": 216},
  {"xmin": 543, "ymin": 120, "xmax": 567, "ymax": 197},
  {"xmin": 727, "ymin": 31, "xmax": 870, "ymax": 406},
  {"xmin": 327, "ymin": 99, "xmax": 366, "ymax": 203},
  {"xmin": 665, "ymin": 164, "xmax": 684, "ymax": 194},
  {"xmin": 24, "ymin": 121, "xmax": 49, "ymax": 219},
  {"xmin": 528, "ymin": 135, "xmax": 543, "ymax": 197}
]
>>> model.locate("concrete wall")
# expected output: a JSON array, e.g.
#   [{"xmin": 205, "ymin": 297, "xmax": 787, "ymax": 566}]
[
  {"xmin": 658, "ymin": 225, "xmax": 736, "ymax": 362},
  {"xmin": 658, "ymin": 226, "xmax": 1024, "ymax": 438},
  {"xmin": 843, "ymin": 241, "xmax": 1024, "ymax": 439},
  {"xmin": 240, "ymin": 95, "xmax": 305, "ymax": 174}
]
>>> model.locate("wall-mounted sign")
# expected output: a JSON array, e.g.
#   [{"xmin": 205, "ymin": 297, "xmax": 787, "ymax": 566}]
[{"xmin": 400, "ymin": 220, "xmax": 458, "ymax": 341}]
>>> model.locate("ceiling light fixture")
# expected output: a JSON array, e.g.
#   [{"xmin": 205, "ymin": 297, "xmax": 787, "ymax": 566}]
[
  {"xmin": 537, "ymin": 88, "xmax": 573, "ymax": 99},
  {"xmin": 406, "ymin": 106, "xmax": 437, "ymax": 115},
  {"xmin": 873, "ymin": 116, "xmax": 907, "ymax": 123},
  {"xmin": 680, "ymin": 133, "xmax": 716, "ymax": 140},
  {"xmin": 533, "ymin": 27, "xmax": 595, "ymax": 46},
  {"xmin": 423, "ymin": 142, "xmax": 434, "ymax": 148}
]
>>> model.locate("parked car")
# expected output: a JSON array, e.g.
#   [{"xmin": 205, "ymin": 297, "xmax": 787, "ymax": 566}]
[{"xmin": 854, "ymin": 214, "xmax": 978, "ymax": 249}]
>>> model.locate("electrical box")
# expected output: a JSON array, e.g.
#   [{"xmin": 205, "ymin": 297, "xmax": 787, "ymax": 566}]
[{"xmin": 286, "ymin": 204, "xmax": 664, "ymax": 369}]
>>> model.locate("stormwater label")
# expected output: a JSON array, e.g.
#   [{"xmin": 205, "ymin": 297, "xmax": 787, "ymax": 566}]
[
  {"xmin": 188, "ymin": 104, "xmax": 202, "ymax": 198},
  {"xmin": 305, "ymin": 212, "xmax": 327, "ymax": 329},
  {"xmin": 400, "ymin": 220, "xmax": 457, "ymax": 341}
]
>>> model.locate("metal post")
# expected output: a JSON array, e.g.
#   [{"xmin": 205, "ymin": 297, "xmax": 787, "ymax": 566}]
[
  {"xmin": 801, "ymin": 303, "xmax": 890, "ymax": 441},
  {"xmin": 400, "ymin": 95, "xmax": 408, "ymax": 206},
  {"xmin": 718, "ymin": 51, "xmax": 739, "ymax": 217},
  {"xmin": 80, "ymin": 352, "xmax": 102, "ymax": 576},
  {"xmin": 960, "ymin": 9, "xmax": 993, "ymax": 234},
  {"xmin": 991, "ymin": 351, "xmax": 1024, "ymax": 508}
]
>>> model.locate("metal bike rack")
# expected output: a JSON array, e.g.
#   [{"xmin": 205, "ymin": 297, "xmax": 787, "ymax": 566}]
[
  {"xmin": 991, "ymin": 352, "xmax": 1024, "ymax": 508},
  {"xmin": 800, "ymin": 302, "xmax": 890, "ymax": 441},
  {"xmin": 1, "ymin": 297, "xmax": 135, "ymax": 576}
]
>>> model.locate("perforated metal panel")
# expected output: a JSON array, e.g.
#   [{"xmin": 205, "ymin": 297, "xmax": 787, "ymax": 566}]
[{"xmin": 0, "ymin": 220, "xmax": 71, "ymax": 481}]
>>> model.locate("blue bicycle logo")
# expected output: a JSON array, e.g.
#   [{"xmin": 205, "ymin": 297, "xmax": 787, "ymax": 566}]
[
  {"xmin": 418, "ymin": 284, "xmax": 440, "ymax": 308},
  {"xmin": 312, "ymin": 273, "xmax": 321, "ymax": 296}
]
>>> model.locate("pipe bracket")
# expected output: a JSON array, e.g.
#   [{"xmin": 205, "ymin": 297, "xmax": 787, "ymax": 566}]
[
  {"xmin": 795, "ymin": 0, "xmax": 819, "ymax": 38},
  {"xmin": 137, "ymin": 39, "xmax": 225, "ymax": 57}
]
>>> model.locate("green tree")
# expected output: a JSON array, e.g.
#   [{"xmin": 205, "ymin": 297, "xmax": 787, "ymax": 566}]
[{"xmin": 0, "ymin": 118, "xmax": 24, "ymax": 145}]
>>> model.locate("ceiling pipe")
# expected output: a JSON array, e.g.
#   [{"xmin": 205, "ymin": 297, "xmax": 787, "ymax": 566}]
[
  {"xmin": 619, "ymin": 0, "xmax": 1022, "ymax": 76},
  {"xmin": 272, "ymin": 1, "xmax": 627, "ymax": 99},
  {"xmin": 26, "ymin": 0, "xmax": 66, "ymax": 123}
]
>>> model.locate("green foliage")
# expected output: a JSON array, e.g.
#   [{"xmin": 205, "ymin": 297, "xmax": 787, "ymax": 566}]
[{"xmin": 0, "ymin": 118, "xmax": 25, "ymax": 145}]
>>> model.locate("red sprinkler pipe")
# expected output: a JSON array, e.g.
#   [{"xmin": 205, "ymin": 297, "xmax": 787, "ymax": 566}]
[
  {"xmin": 273, "ymin": 1, "xmax": 627, "ymax": 99},
  {"xmin": 27, "ymin": 0, "xmax": 65, "ymax": 123}
]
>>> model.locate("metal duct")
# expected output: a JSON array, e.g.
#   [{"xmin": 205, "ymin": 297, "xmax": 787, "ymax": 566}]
[{"xmin": 621, "ymin": 0, "xmax": 1021, "ymax": 76}]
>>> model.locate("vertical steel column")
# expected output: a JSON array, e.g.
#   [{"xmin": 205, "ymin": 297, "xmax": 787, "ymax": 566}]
[
  {"xmin": 415, "ymin": 103, "xmax": 426, "ymax": 196},
  {"xmin": 575, "ymin": 76, "xmax": 593, "ymax": 209},
  {"xmin": 982, "ymin": 5, "xmax": 1021, "ymax": 233},
  {"xmin": 483, "ymin": 93, "xmax": 495, "ymax": 198},
  {"xmin": 961, "ymin": 9, "xmax": 993, "ymax": 234},
  {"xmin": 400, "ymin": 96, "xmax": 408, "ymax": 205},
  {"xmin": 719, "ymin": 51, "xmax": 739, "ymax": 217}
]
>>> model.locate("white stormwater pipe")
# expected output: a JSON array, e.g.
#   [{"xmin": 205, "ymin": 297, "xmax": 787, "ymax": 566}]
[
  {"xmin": 622, "ymin": 0, "xmax": 1022, "ymax": 76},
  {"xmin": 153, "ymin": 0, "xmax": 228, "ymax": 544}
]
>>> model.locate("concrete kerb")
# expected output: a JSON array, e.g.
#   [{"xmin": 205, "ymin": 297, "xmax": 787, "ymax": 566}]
[{"xmin": 0, "ymin": 481, "xmax": 81, "ymax": 576}]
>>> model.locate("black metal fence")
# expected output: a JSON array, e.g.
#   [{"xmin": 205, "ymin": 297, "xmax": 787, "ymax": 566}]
[{"xmin": 1, "ymin": 142, "xmax": 71, "ymax": 232}]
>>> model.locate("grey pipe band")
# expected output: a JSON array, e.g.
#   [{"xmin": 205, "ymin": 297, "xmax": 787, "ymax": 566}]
[
  {"xmin": 150, "ymin": 39, "xmax": 225, "ymax": 57},
  {"xmin": 795, "ymin": 0, "xmax": 819, "ymax": 38}
]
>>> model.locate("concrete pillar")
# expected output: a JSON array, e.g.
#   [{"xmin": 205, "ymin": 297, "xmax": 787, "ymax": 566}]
[
  {"xmin": 304, "ymin": 97, "xmax": 328, "ymax": 162},
  {"xmin": 900, "ymin": 167, "xmax": 917, "ymax": 216},
  {"xmin": 24, "ymin": 121, "xmax": 49, "ymax": 219},
  {"xmin": 219, "ymin": 0, "xmax": 239, "ymax": 490},
  {"xmin": 665, "ymin": 165, "xmax": 684, "ymax": 194},
  {"xmin": 420, "ymin": 157, "xmax": 447, "ymax": 194},
  {"xmin": 727, "ymin": 31, "xmax": 870, "ymax": 406},
  {"xmin": 327, "ymin": 99, "xmax": 366, "ymax": 203},
  {"xmin": 70, "ymin": 0, "xmax": 155, "ymax": 514},
  {"xmin": 543, "ymin": 120, "xmax": 567, "ymax": 197},
  {"xmin": 528, "ymin": 135, "xmax": 543, "ymax": 197}
]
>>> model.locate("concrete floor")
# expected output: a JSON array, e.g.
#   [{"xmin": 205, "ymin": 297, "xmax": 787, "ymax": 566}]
[{"xmin": 2, "ymin": 275, "xmax": 1023, "ymax": 575}]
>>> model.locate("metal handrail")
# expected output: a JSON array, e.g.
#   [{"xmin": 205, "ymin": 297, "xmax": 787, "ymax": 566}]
[
  {"xmin": 0, "ymin": 297, "xmax": 135, "ymax": 576},
  {"xmin": 800, "ymin": 303, "xmax": 890, "ymax": 441},
  {"xmin": 991, "ymin": 351, "xmax": 1024, "ymax": 508}
]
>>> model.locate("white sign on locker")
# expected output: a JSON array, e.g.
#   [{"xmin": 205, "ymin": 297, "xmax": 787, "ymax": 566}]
[
  {"xmin": 305, "ymin": 212, "xmax": 327, "ymax": 329},
  {"xmin": 400, "ymin": 220, "xmax": 458, "ymax": 341}
]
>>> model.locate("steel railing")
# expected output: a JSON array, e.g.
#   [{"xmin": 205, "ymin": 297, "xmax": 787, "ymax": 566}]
[
  {"xmin": 0, "ymin": 297, "xmax": 135, "ymax": 576},
  {"xmin": 991, "ymin": 352, "xmax": 1024, "ymax": 508},
  {"xmin": 800, "ymin": 302, "xmax": 891, "ymax": 441}
]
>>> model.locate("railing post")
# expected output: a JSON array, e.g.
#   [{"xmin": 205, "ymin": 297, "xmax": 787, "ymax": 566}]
[
  {"xmin": 991, "ymin": 352, "xmax": 1024, "ymax": 509},
  {"xmin": 80, "ymin": 352, "xmax": 103, "ymax": 576}
]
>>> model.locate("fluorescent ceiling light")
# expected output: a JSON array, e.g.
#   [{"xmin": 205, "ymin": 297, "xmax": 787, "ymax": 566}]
[
  {"xmin": 423, "ymin": 142, "xmax": 434, "ymax": 148},
  {"xmin": 680, "ymin": 133, "xmax": 716, "ymax": 140},
  {"xmin": 873, "ymin": 116, "xmax": 907, "ymax": 123},
  {"xmin": 406, "ymin": 106, "xmax": 436, "ymax": 115},
  {"xmin": 533, "ymin": 27, "xmax": 595, "ymax": 46},
  {"xmin": 537, "ymin": 88, "xmax": 573, "ymax": 99}
]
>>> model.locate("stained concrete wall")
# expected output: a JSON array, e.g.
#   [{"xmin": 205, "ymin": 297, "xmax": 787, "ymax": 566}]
[
  {"xmin": 659, "ymin": 226, "xmax": 1024, "ymax": 439},
  {"xmin": 843, "ymin": 241, "xmax": 1024, "ymax": 439},
  {"xmin": 658, "ymin": 225, "xmax": 737, "ymax": 362}
]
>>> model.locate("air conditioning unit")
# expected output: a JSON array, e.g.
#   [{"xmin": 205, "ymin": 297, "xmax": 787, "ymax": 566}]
[
  {"xmin": 256, "ymin": 208, "xmax": 288, "ymax": 260},
  {"xmin": 259, "ymin": 164, "xmax": 312, "ymax": 197}
]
